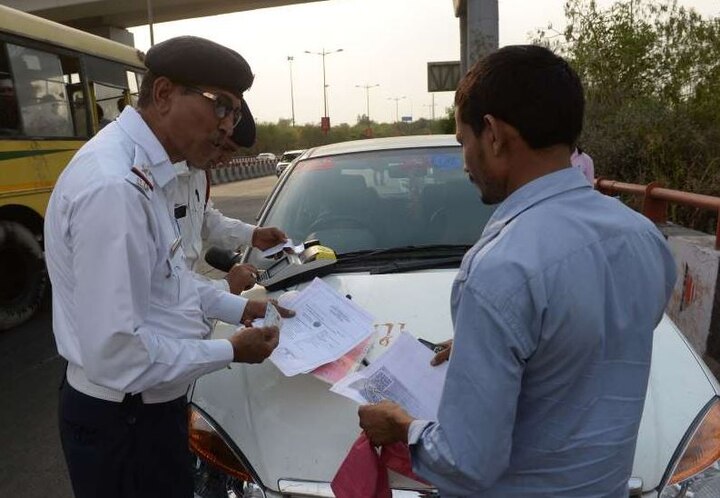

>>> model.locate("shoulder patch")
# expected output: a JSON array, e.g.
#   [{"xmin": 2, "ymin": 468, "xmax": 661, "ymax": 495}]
[{"xmin": 125, "ymin": 167, "xmax": 154, "ymax": 199}]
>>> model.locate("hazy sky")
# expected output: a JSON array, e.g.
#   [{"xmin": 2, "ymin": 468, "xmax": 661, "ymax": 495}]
[{"xmin": 129, "ymin": 0, "xmax": 719, "ymax": 126}]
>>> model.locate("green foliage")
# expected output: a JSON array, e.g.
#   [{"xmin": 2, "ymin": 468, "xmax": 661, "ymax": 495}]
[
  {"xmin": 247, "ymin": 116, "xmax": 452, "ymax": 156},
  {"xmin": 535, "ymin": 0, "xmax": 720, "ymax": 233}
]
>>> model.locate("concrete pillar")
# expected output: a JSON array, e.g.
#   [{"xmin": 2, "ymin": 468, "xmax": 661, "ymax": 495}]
[
  {"xmin": 457, "ymin": 0, "xmax": 498, "ymax": 74},
  {"xmin": 660, "ymin": 224, "xmax": 720, "ymax": 378}
]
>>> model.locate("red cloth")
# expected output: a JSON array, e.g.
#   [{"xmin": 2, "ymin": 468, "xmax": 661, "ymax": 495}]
[{"xmin": 331, "ymin": 434, "xmax": 426, "ymax": 498}]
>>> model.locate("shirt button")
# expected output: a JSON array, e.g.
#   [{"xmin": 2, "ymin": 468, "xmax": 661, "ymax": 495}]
[{"xmin": 126, "ymin": 415, "xmax": 137, "ymax": 425}]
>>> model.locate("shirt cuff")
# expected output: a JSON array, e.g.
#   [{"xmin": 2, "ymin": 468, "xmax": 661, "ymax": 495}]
[
  {"xmin": 206, "ymin": 338, "xmax": 235, "ymax": 365},
  {"xmin": 408, "ymin": 419, "xmax": 433, "ymax": 445},
  {"xmin": 211, "ymin": 293, "xmax": 247, "ymax": 325}
]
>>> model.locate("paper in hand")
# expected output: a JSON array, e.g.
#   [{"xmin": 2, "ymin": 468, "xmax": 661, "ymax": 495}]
[
  {"xmin": 264, "ymin": 301, "xmax": 283, "ymax": 329},
  {"xmin": 261, "ymin": 239, "xmax": 305, "ymax": 258}
]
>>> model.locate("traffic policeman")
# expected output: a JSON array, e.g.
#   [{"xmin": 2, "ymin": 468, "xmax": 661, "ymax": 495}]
[
  {"xmin": 172, "ymin": 101, "xmax": 287, "ymax": 293},
  {"xmin": 44, "ymin": 36, "xmax": 291, "ymax": 498}
]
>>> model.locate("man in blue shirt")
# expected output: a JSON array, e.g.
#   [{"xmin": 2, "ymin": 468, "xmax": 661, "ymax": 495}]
[{"xmin": 358, "ymin": 45, "xmax": 677, "ymax": 497}]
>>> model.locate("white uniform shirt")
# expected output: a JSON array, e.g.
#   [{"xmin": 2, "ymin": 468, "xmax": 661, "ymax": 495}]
[
  {"xmin": 45, "ymin": 107, "xmax": 245, "ymax": 404},
  {"xmin": 171, "ymin": 161, "xmax": 255, "ymax": 291}
]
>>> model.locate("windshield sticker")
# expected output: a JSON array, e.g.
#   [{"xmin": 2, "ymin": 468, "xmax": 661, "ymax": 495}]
[{"xmin": 432, "ymin": 154, "xmax": 463, "ymax": 170}]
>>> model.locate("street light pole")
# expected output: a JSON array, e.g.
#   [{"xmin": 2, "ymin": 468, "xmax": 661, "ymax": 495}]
[
  {"xmin": 355, "ymin": 83, "xmax": 379, "ymax": 122},
  {"xmin": 287, "ymin": 56, "xmax": 296, "ymax": 127},
  {"xmin": 387, "ymin": 96, "xmax": 406, "ymax": 123},
  {"xmin": 305, "ymin": 48, "xmax": 343, "ymax": 124},
  {"xmin": 146, "ymin": 0, "xmax": 155, "ymax": 46}
]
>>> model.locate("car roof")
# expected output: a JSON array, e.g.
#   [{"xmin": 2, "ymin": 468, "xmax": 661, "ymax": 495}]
[{"xmin": 303, "ymin": 135, "xmax": 459, "ymax": 159}]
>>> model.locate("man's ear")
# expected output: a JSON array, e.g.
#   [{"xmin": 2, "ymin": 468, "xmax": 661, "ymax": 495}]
[
  {"xmin": 152, "ymin": 76, "xmax": 176, "ymax": 115},
  {"xmin": 483, "ymin": 114, "xmax": 505, "ymax": 156}
]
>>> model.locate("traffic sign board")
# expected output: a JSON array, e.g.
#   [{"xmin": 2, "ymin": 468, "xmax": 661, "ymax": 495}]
[{"xmin": 427, "ymin": 61, "xmax": 461, "ymax": 92}]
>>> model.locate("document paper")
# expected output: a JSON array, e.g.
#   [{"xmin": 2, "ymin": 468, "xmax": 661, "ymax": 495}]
[
  {"xmin": 260, "ymin": 239, "xmax": 305, "ymax": 258},
  {"xmin": 331, "ymin": 332, "xmax": 448, "ymax": 420},
  {"xmin": 270, "ymin": 278, "xmax": 375, "ymax": 376}
]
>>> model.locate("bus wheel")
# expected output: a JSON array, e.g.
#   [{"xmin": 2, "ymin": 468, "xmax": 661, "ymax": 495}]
[{"xmin": 0, "ymin": 221, "xmax": 48, "ymax": 330}]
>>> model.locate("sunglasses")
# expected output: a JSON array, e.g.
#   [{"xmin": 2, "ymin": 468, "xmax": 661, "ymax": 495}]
[{"xmin": 184, "ymin": 86, "xmax": 243, "ymax": 128}]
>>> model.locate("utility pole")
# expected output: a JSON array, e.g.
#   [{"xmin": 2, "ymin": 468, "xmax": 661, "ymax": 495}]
[
  {"xmin": 287, "ymin": 56, "xmax": 296, "ymax": 126},
  {"xmin": 146, "ymin": 0, "xmax": 155, "ymax": 46},
  {"xmin": 355, "ymin": 83, "xmax": 379, "ymax": 122},
  {"xmin": 305, "ymin": 48, "xmax": 343, "ymax": 130},
  {"xmin": 423, "ymin": 94, "xmax": 436, "ymax": 120},
  {"xmin": 387, "ymin": 96, "xmax": 406, "ymax": 123}
]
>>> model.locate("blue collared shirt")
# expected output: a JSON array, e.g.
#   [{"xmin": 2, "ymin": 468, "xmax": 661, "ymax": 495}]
[
  {"xmin": 408, "ymin": 167, "xmax": 677, "ymax": 497},
  {"xmin": 45, "ymin": 107, "xmax": 244, "ymax": 403}
]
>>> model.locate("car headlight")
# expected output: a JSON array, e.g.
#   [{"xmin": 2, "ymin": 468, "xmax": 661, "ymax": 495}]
[
  {"xmin": 660, "ymin": 397, "xmax": 720, "ymax": 497},
  {"xmin": 188, "ymin": 404, "xmax": 259, "ymax": 485}
]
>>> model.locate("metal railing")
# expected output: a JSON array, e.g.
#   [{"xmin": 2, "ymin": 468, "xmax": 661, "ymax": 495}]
[
  {"xmin": 208, "ymin": 156, "xmax": 277, "ymax": 185},
  {"xmin": 595, "ymin": 178, "xmax": 720, "ymax": 249}
]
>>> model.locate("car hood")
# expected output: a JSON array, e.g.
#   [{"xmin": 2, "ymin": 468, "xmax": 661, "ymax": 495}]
[{"xmin": 191, "ymin": 271, "xmax": 719, "ymax": 494}]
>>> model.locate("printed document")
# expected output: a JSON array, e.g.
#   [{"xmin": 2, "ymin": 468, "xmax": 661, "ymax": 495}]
[
  {"xmin": 269, "ymin": 278, "xmax": 375, "ymax": 376},
  {"xmin": 331, "ymin": 332, "xmax": 448, "ymax": 420},
  {"xmin": 261, "ymin": 239, "xmax": 305, "ymax": 258}
]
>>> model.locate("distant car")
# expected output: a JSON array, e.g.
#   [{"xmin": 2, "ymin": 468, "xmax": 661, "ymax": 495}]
[
  {"xmin": 275, "ymin": 149, "xmax": 305, "ymax": 177},
  {"xmin": 190, "ymin": 135, "xmax": 720, "ymax": 498},
  {"xmin": 256, "ymin": 152, "xmax": 276, "ymax": 161}
]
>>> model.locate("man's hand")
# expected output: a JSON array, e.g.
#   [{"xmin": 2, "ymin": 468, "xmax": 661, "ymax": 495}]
[
  {"xmin": 228, "ymin": 326, "xmax": 279, "ymax": 363},
  {"xmin": 241, "ymin": 299, "xmax": 295, "ymax": 326},
  {"xmin": 358, "ymin": 400, "xmax": 415, "ymax": 446},
  {"xmin": 225, "ymin": 263, "xmax": 258, "ymax": 294},
  {"xmin": 430, "ymin": 339, "xmax": 453, "ymax": 366},
  {"xmin": 252, "ymin": 227, "xmax": 288, "ymax": 250}
]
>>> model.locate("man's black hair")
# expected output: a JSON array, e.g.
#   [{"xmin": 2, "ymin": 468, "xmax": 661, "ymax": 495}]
[
  {"xmin": 455, "ymin": 45, "xmax": 584, "ymax": 149},
  {"xmin": 136, "ymin": 71, "xmax": 157, "ymax": 109}
]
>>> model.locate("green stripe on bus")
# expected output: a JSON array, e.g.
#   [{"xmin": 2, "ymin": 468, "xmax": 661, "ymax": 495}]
[{"xmin": 0, "ymin": 149, "xmax": 76, "ymax": 161}]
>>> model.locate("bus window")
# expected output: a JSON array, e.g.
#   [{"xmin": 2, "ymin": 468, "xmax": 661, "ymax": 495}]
[
  {"xmin": 0, "ymin": 42, "xmax": 20, "ymax": 135},
  {"xmin": 94, "ymin": 82, "xmax": 124, "ymax": 129},
  {"xmin": 7, "ymin": 43, "xmax": 75, "ymax": 138},
  {"xmin": 127, "ymin": 70, "xmax": 142, "ymax": 107}
]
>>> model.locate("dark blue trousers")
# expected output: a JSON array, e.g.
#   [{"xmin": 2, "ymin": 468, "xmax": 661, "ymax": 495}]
[{"xmin": 58, "ymin": 379, "xmax": 193, "ymax": 498}]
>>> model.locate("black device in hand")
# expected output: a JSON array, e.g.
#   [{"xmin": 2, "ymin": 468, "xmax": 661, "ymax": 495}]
[{"xmin": 204, "ymin": 247, "xmax": 242, "ymax": 272}]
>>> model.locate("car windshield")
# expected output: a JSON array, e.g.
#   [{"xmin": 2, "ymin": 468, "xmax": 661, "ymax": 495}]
[{"xmin": 249, "ymin": 146, "xmax": 494, "ymax": 268}]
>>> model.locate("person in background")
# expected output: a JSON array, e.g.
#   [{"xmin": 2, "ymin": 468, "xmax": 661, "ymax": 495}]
[
  {"xmin": 357, "ymin": 45, "xmax": 676, "ymax": 497},
  {"xmin": 571, "ymin": 146, "xmax": 594, "ymax": 185},
  {"xmin": 172, "ymin": 97, "xmax": 287, "ymax": 293},
  {"xmin": 45, "ymin": 36, "xmax": 292, "ymax": 498},
  {"xmin": 96, "ymin": 104, "xmax": 112, "ymax": 129}
]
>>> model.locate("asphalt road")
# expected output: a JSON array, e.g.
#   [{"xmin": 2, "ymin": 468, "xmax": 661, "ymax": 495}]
[{"xmin": 0, "ymin": 175, "xmax": 277, "ymax": 498}]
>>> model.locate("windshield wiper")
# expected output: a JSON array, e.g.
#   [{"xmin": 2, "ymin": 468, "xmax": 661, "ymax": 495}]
[
  {"xmin": 337, "ymin": 244, "xmax": 471, "ymax": 262},
  {"xmin": 370, "ymin": 255, "xmax": 465, "ymax": 274}
]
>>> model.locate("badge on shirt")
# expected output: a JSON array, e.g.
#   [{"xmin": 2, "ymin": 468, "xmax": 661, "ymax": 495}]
[
  {"xmin": 125, "ymin": 166, "xmax": 154, "ymax": 199},
  {"xmin": 174, "ymin": 204, "xmax": 187, "ymax": 219}
]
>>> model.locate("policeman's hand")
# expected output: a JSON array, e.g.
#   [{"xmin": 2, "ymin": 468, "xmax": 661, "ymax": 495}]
[
  {"xmin": 430, "ymin": 339, "xmax": 453, "ymax": 366},
  {"xmin": 229, "ymin": 326, "xmax": 279, "ymax": 363},
  {"xmin": 251, "ymin": 227, "xmax": 288, "ymax": 250},
  {"xmin": 241, "ymin": 298, "xmax": 295, "ymax": 327},
  {"xmin": 225, "ymin": 263, "xmax": 258, "ymax": 294},
  {"xmin": 358, "ymin": 400, "xmax": 414, "ymax": 446}
]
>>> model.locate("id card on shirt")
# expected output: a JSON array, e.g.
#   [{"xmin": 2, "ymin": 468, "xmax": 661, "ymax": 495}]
[{"xmin": 265, "ymin": 302, "xmax": 283, "ymax": 329}]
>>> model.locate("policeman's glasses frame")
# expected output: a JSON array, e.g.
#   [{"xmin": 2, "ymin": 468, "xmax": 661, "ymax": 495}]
[{"xmin": 184, "ymin": 86, "xmax": 243, "ymax": 128}]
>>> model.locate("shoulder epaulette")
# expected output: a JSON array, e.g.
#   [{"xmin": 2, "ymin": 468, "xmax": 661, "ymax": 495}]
[{"xmin": 124, "ymin": 166, "xmax": 154, "ymax": 199}]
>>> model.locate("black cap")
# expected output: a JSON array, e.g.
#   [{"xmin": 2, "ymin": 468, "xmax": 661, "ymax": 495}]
[
  {"xmin": 144, "ymin": 36, "xmax": 254, "ymax": 97},
  {"xmin": 230, "ymin": 99, "xmax": 256, "ymax": 148}
]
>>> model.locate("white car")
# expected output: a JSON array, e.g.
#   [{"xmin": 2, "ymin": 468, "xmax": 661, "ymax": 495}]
[
  {"xmin": 190, "ymin": 135, "xmax": 720, "ymax": 498},
  {"xmin": 275, "ymin": 149, "xmax": 306, "ymax": 177},
  {"xmin": 257, "ymin": 152, "xmax": 277, "ymax": 161}
]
